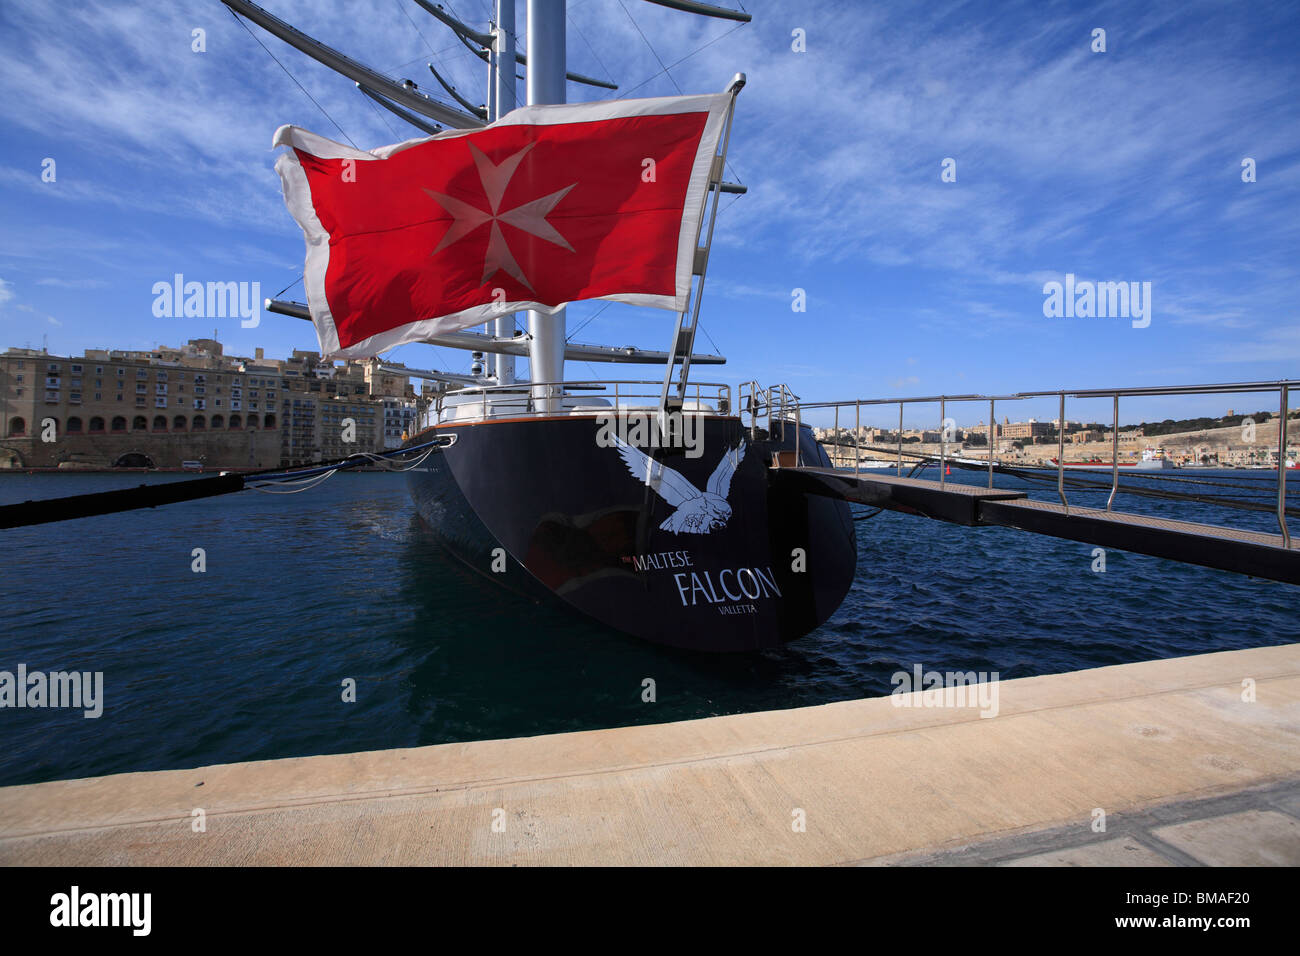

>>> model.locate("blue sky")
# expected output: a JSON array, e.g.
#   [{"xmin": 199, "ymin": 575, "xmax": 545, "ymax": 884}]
[{"xmin": 1, "ymin": 0, "xmax": 1297, "ymax": 429}]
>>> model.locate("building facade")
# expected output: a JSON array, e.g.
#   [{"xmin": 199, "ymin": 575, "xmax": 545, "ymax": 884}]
[{"xmin": 1, "ymin": 338, "xmax": 424, "ymax": 469}]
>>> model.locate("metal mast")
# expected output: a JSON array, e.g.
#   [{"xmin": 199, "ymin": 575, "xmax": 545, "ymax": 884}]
[
  {"xmin": 492, "ymin": 0, "xmax": 518, "ymax": 387},
  {"xmin": 525, "ymin": 0, "xmax": 567, "ymax": 413}
]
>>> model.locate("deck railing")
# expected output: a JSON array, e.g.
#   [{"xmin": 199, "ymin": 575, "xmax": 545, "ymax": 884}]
[
  {"xmin": 792, "ymin": 380, "xmax": 1298, "ymax": 547},
  {"xmin": 424, "ymin": 379, "xmax": 732, "ymax": 429}
]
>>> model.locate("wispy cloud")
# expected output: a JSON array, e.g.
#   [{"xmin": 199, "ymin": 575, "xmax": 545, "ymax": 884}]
[
  {"xmin": 0, "ymin": 0, "xmax": 1295, "ymax": 398},
  {"xmin": 35, "ymin": 277, "xmax": 110, "ymax": 290}
]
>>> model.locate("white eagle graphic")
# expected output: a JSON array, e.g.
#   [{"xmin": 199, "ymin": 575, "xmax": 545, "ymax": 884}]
[{"xmin": 612, "ymin": 436, "xmax": 747, "ymax": 534}]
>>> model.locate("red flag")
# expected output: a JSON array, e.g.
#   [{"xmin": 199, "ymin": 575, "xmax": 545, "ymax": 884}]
[{"xmin": 274, "ymin": 92, "xmax": 733, "ymax": 358}]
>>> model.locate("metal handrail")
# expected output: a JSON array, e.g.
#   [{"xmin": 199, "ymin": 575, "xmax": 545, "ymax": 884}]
[
  {"xmin": 797, "ymin": 379, "xmax": 1300, "ymax": 410},
  {"xmin": 799, "ymin": 378, "xmax": 1299, "ymax": 547},
  {"xmin": 428, "ymin": 378, "xmax": 733, "ymax": 429}
]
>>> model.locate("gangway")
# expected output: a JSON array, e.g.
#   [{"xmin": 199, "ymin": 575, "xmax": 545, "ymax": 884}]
[{"xmin": 768, "ymin": 378, "xmax": 1300, "ymax": 586}]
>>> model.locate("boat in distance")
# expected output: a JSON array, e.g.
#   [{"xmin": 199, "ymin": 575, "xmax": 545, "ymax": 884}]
[{"xmin": 1048, "ymin": 447, "xmax": 1175, "ymax": 471}]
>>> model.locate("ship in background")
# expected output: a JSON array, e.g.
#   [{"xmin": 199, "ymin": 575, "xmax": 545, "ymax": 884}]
[
  {"xmin": 224, "ymin": 0, "xmax": 858, "ymax": 651},
  {"xmin": 1049, "ymin": 447, "xmax": 1175, "ymax": 471}
]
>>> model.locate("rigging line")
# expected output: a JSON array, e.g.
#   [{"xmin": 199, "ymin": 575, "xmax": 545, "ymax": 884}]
[
  {"xmin": 359, "ymin": 86, "xmax": 402, "ymax": 140},
  {"xmin": 272, "ymin": 274, "xmax": 304, "ymax": 299},
  {"xmin": 394, "ymin": 0, "xmax": 467, "ymax": 95},
  {"xmin": 716, "ymin": 192, "xmax": 743, "ymax": 217},
  {"xmin": 696, "ymin": 322, "xmax": 721, "ymax": 356},
  {"xmin": 618, "ymin": 0, "xmax": 683, "ymax": 94},
  {"xmin": 615, "ymin": 20, "xmax": 747, "ymax": 98},
  {"xmin": 227, "ymin": 7, "xmax": 359, "ymax": 149},
  {"xmin": 567, "ymin": 10, "xmax": 618, "ymax": 92},
  {"xmin": 611, "ymin": 7, "xmax": 746, "ymax": 184},
  {"xmin": 395, "ymin": 0, "xmax": 438, "ymax": 54},
  {"xmin": 383, "ymin": 43, "xmax": 468, "ymax": 75},
  {"xmin": 565, "ymin": 302, "xmax": 614, "ymax": 342}
]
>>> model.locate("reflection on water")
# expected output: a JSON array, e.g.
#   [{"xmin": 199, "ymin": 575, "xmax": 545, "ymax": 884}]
[{"xmin": 0, "ymin": 470, "xmax": 1294, "ymax": 786}]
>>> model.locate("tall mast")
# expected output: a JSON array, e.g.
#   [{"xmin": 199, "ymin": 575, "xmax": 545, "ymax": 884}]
[
  {"xmin": 525, "ymin": 0, "xmax": 567, "ymax": 413},
  {"xmin": 492, "ymin": 0, "xmax": 518, "ymax": 387}
]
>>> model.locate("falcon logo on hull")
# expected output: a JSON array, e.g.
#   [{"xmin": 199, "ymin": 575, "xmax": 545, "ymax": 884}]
[{"xmin": 612, "ymin": 436, "xmax": 746, "ymax": 534}]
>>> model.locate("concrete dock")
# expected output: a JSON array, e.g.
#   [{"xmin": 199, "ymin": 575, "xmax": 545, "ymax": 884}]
[{"xmin": 2, "ymin": 643, "xmax": 1298, "ymax": 865}]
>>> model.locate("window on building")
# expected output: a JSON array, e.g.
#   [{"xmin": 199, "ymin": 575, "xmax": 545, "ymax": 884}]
[
  {"xmin": 211, "ymin": 414, "xmax": 224, "ymax": 429},
  {"xmin": 173, "ymin": 415, "xmax": 186, "ymax": 430},
  {"xmin": 230, "ymin": 413, "xmax": 242, "ymax": 428},
  {"xmin": 8, "ymin": 417, "xmax": 25, "ymax": 436},
  {"xmin": 66, "ymin": 416, "xmax": 83, "ymax": 433},
  {"xmin": 90, "ymin": 417, "xmax": 107, "ymax": 432},
  {"xmin": 130, "ymin": 416, "xmax": 146, "ymax": 431},
  {"xmin": 152, "ymin": 416, "xmax": 167, "ymax": 431},
  {"xmin": 192, "ymin": 415, "xmax": 206, "ymax": 430}
]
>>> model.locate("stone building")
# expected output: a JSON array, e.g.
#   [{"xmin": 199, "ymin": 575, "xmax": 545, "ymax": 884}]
[
  {"xmin": 0, "ymin": 344, "xmax": 281, "ymax": 469},
  {"xmin": 1, "ymin": 337, "xmax": 424, "ymax": 469}
]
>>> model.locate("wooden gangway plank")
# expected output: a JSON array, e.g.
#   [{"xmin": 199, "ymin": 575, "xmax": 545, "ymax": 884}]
[
  {"xmin": 979, "ymin": 497, "xmax": 1300, "ymax": 584},
  {"xmin": 781, "ymin": 467, "xmax": 1300, "ymax": 585},
  {"xmin": 778, "ymin": 466, "xmax": 1027, "ymax": 526}
]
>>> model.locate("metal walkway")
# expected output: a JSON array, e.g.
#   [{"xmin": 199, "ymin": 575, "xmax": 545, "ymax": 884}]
[{"xmin": 781, "ymin": 467, "xmax": 1300, "ymax": 585}]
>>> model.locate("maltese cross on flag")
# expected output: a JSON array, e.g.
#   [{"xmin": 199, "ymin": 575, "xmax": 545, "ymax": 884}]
[{"xmin": 273, "ymin": 91, "xmax": 733, "ymax": 358}]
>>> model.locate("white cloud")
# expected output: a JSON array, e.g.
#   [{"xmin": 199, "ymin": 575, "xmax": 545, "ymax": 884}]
[
  {"xmin": 1208, "ymin": 323, "xmax": 1300, "ymax": 363},
  {"xmin": 35, "ymin": 277, "xmax": 110, "ymax": 290}
]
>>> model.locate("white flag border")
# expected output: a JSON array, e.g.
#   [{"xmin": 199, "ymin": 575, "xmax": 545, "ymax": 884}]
[{"xmin": 272, "ymin": 91, "xmax": 733, "ymax": 360}]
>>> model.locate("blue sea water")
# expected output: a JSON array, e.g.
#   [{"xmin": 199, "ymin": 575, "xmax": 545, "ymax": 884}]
[{"xmin": 0, "ymin": 467, "xmax": 1295, "ymax": 786}]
